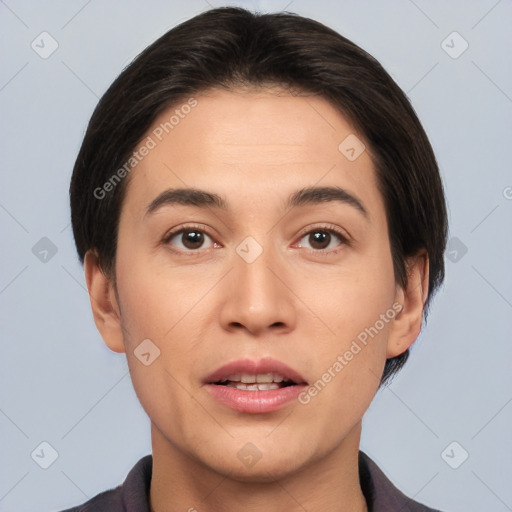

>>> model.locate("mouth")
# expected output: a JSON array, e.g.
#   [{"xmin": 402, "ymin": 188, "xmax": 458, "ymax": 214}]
[
  {"xmin": 212, "ymin": 372, "xmax": 299, "ymax": 391},
  {"xmin": 204, "ymin": 358, "xmax": 308, "ymax": 413},
  {"xmin": 204, "ymin": 357, "xmax": 308, "ymax": 388}
]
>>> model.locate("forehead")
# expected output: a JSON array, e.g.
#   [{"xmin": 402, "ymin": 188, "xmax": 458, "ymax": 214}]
[
  {"xmin": 122, "ymin": 87, "xmax": 384, "ymax": 220},
  {"xmin": 151, "ymin": 87, "xmax": 365, "ymax": 164}
]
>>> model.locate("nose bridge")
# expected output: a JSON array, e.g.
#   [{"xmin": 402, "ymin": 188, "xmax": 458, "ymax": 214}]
[
  {"xmin": 220, "ymin": 235, "xmax": 296, "ymax": 334},
  {"xmin": 235, "ymin": 235, "xmax": 281, "ymax": 307}
]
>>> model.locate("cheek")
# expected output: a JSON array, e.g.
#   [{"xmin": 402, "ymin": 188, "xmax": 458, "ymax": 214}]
[
  {"xmin": 298, "ymin": 308, "xmax": 391, "ymax": 441},
  {"xmin": 126, "ymin": 356, "xmax": 209, "ymax": 450},
  {"xmin": 114, "ymin": 254, "xmax": 212, "ymax": 437},
  {"xmin": 113, "ymin": 242, "xmax": 197, "ymax": 344},
  {"xmin": 113, "ymin": 243, "xmax": 220, "ymax": 392},
  {"xmin": 314, "ymin": 240, "xmax": 396, "ymax": 344},
  {"xmin": 298, "ymin": 239, "xmax": 396, "ymax": 410}
]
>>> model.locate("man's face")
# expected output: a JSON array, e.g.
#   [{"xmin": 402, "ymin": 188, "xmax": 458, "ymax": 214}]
[{"xmin": 108, "ymin": 88, "xmax": 402, "ymax": 479}]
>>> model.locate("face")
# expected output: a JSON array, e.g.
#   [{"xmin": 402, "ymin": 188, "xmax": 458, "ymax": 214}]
[{"xmin": 89, "ymin": 87, "xmax": 422, "ymax": 481}]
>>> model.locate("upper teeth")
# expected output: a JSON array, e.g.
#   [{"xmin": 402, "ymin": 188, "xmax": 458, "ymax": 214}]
[{"xmin": 220, "ymin": 373, "xmax": 289, "ymax": 384}]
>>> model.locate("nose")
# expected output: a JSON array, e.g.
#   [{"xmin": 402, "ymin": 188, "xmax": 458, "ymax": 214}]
[{"xmin": 219, "ymin": 244, "xmax": 297, "ymax": 336}]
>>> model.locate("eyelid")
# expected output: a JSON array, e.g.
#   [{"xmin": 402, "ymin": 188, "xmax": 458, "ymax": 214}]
[
  {"xmin": 163, "ymin": 223, "xmax": 202, "ymax": 243},
  {"xmin": 296, "ymin": 223, "xmax": 351, "ymax": 241},
  {"xmin": 293, "ymin": 223, "xmax": 352, "ymax": 251},
  {"xmin": 162, "ymin": 223, "xmax": 221, "ymax": 251}
]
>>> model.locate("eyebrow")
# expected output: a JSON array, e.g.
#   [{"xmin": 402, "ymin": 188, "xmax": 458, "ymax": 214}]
[{"xmin": 145, "ymin": 186, "xmax": 368, "ymax": 218}]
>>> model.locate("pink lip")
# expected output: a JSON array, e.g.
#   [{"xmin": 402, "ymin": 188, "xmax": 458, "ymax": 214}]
[{"xmin": 203, "ymin": 357, "xmax": 308, "ymax": 414}]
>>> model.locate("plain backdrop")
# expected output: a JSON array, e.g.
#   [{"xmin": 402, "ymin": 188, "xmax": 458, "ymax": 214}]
[{"xmin": 1, "ymin": 1, "xmax": 511, "ymax": 511}]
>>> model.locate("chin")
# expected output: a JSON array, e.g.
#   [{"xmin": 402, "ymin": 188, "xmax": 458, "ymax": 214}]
[
  {"xmin": 191, "ymin": 437, "xmax": 317, "ymax": 483},
  {"xmin": 212, "ymin": 454, "xmax": 307, "ymax": 483}
]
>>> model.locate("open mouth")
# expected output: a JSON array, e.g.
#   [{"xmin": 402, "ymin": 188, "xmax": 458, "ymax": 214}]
[
  {"xmin": 212, "ymin": 373, "xmax": 298, "ymax": 391},
  {"xmin": 205, "ymin": 361, "xmax": 307, "ymax": 413}
]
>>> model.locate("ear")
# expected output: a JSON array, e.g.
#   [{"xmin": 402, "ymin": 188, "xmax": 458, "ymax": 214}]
[
  {"xmin": 84, "ymin": 250, "xmax": 125, "ymax": 353},
  {"xmin": 386, "ymin": 250, "xmax": 429, "ymax": 358}
]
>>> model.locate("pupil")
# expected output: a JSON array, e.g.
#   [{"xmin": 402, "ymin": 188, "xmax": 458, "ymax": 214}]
[
  {"xmin": 183, "ymin": 231, "xmax": 204, "ymax": 249},
  {"xmin": 309, "ymin": 231, "xmax": 330, "ymax": 249}
]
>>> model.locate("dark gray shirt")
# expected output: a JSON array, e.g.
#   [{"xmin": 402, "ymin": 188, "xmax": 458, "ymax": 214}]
[{"xmin": 58, "ymin": 451, "xmax": 443, "ymax": 511}]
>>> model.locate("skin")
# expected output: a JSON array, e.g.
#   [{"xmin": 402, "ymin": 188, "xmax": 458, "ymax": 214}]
[{"xmin": 85, "ymin": 87, "xmax": 429, "ymax": 512}]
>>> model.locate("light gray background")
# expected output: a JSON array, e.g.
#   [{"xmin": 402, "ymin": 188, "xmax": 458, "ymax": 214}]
[{"xmin": 1, "ymin": 1, "xmax": 511, "ymax": 511}]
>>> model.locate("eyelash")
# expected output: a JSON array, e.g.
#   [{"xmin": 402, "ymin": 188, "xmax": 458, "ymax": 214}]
[
  {"xmin": 162, "ymin": 224, "xmax": 350, "ymax": 255},
  {"xmin": 294, "ymin": 224, "xmax": 351, "ymax": 255}
]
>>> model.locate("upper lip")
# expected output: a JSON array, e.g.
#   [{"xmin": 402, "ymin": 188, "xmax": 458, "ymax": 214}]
[{"xmin": 204, "ymin": 357, "xmax": 308, "ymax": 385}]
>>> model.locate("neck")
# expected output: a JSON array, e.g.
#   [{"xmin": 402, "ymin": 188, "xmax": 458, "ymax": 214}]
[{"xmin": 149, "ymin": 422, "xmax": 368, "ymax": 512}]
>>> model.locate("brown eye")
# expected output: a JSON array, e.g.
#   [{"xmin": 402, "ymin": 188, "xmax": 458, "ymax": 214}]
[
  {"xmin": 167, "ymin": 229, "xmax": 214, "ymax": 251},
  {"xmin": 308, "ymin": 231, "xmax": 331, "ymax": 249},
  {"xmin": 296, "ymin": 229, "xmax": 346, "ymax": 251},
  {"xmin": 181, "ymin": 230, "xmax": 205, "ymax": 249}
]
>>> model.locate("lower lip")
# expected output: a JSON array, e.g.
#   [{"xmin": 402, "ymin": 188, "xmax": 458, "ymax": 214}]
[{"xmin": 205, "ymin": 383, "xmax": 307, "ymax": 414}]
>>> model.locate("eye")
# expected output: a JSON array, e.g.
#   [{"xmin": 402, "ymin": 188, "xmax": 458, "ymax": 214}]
[
  {"xmin": 165, "ymin": 228, "xmax": 216, "ymax": 251},
  {"xmin": 295, "ymin": 228, "xmax": 348, "ymax": 251}
]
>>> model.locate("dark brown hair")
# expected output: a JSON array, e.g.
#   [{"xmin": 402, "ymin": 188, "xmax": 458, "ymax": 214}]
[{"xmin": 70, "ymin": 7, "xmax": 448, "ymax": 384}]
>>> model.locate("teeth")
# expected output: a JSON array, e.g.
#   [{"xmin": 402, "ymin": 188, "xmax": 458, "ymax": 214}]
[
  {"xmin": 256, "ymin": 383, "xmax": 280, "ymax": 390},
  {"xmin": 223, "ymin": 372, "xmax": 289, "ymax": 384},
  {"xmin": 226, "ymin": 382, "xmax": 281, "ymax": 391},
  {"xmin": 256, "ymin": 373, "xmax": 273, "ymax": 383}
]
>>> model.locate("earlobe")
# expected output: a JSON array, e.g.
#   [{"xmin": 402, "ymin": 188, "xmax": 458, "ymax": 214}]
[
  {"xmin": 386, "ymin": 251, "xmax": 429, "ymax": 358},
  {"xmin": 84, "ymin": 250, "xmax": 126, "ymax": 353}
]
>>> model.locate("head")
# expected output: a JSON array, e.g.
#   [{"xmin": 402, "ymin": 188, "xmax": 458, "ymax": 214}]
[{"xmin": 70, "ymin": 7, "xmax": 447, "ymax": 479}]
